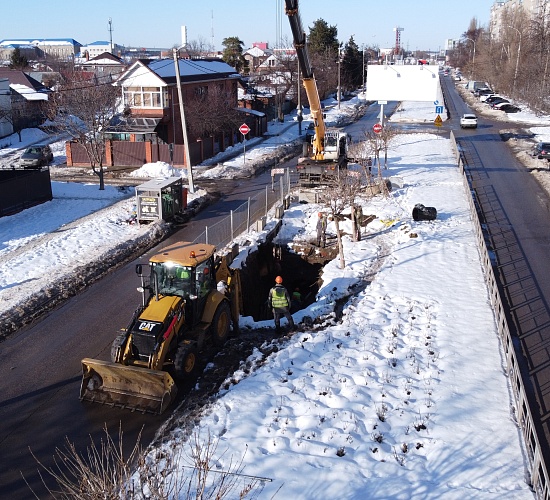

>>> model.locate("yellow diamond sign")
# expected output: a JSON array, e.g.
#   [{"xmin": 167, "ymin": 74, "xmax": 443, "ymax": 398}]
[{"xmin": 434, "ymin": 114, "xmax": 443, "ymax": 127}]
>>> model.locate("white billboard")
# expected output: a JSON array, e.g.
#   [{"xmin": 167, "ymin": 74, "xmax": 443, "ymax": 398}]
[{"xmin": 366, "ymin": 65, "xmax": 440, "ymax": 102}]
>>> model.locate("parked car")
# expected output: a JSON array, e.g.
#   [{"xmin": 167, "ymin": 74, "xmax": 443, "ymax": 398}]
[
  {"xmin": 532, "ymin": 142, "xmax": 550, "ymax": 160},
  {"xmin": 474, "ymin": 88, "xmax": 492, "ymax": 98},
  {"xmin": 490, "ymin": 98, "xmax": 510, "ymax": 108},
  {"xmin": 495, "ymin": 103, "xmax": 521, "ymax": 113},
  {"xmin": 19, "ymin": 144, "xmax": 54, "ymax": 168},
  {"xmin": 480, "ymin": 92, "xmax": 499, "ymax": 102},
  {"xmin": 460, "ymin": 114, "xmax": 478, "ymax": 129},
  {"xmin": 485, "ymin": 96, "xmax": 508, "ymax": 105}
]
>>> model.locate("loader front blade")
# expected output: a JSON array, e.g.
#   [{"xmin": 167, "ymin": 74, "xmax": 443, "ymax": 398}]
[{"xmin": 80, "ymin": 358, "xmax": 177, "ymax": 414}]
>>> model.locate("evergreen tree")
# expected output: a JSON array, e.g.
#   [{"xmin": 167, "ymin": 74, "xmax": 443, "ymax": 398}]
[
  {"xmin": 308, "ymin": 19, "xmax": 339, "ymax": 56},
  {"xmin": 9, "ymin": 48, "xmax": 28, "ymax": 70},
  {"xmin": 341, "ymin": 36, "xmax": 362, "ymax": 91},
  {"xmin": 221, "ymin": 36, "xmax": 246, "ymax": 73}
]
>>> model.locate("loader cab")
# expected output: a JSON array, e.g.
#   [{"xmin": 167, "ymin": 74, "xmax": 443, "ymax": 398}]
[
  {"xmin": 151, "ymin": 262, "xmax": 193, "ymax": 298},
  {"xmin": 147, "ymin": 255, "xmax": 216, "ymax": 328}
]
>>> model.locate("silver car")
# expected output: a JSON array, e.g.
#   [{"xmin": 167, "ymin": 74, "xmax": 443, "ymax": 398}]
[{"xmin": 19, "ymin": 144, "xmax": 54, "ymax": 168}]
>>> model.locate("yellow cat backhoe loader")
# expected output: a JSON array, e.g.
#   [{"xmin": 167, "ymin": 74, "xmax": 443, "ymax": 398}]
[{"xmin": 80, "ymin": 242, "xmax": 242, "ymax": 414}]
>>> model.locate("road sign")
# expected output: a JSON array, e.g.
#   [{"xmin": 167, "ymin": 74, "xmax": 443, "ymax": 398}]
[
  {"xmin": 436, "ymin": 105, "xmax": 444, "ymax": 114},
  {"xmin": 434, "ymin": 115, "xmax": 443, "ymax": 127},
  {"xmin": 239, "ymin": 123, "xmax": 250, "ymax": 136},
  {"xmin": 373, "ymin": 123, "xmax": 383, "ymax": 134}
]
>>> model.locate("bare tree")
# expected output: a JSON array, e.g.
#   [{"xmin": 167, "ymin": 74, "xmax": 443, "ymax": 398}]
[
  {"xmin": 448, "ymin": 5, "xmax": 550, "ymax": 114},
  {"xmin": 252, "ymin": 36, "xmax": 298, "ymax": 121},
  {"xmin": 361, "ymin": 129, "xmax": 389, "ymax": 195},
  {"xmin": 347, "ymin": 138, "xmax": 375, "ymax": 182},
  {"xmin": 377, "ymin": 124, "xmax": 398, "ymax": 169},
  {"xmin": 184, "ymin": 36, "xmax": 215, "ymax": 58},
  {"xmin": 185, "ymin": 85, "xmax": 241, "ymax": 139},
  {"xmin": 44, "ymin": 73, "xmax": 120, "ymax": 190},
  {"xmin": 319, "ymin": 170, "xmax": 364, "ymax": 269}
]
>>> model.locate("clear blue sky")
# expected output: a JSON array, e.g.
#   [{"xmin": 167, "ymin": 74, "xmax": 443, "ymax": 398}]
[{"xmin": 1, "ymin": 0, "xmax": 494, "ymax": 52}]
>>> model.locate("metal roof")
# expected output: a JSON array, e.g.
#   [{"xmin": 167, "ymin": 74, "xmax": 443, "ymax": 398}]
[{"xmin": 148, "ymin": 58, "xmax": 238, "ymax": 80}]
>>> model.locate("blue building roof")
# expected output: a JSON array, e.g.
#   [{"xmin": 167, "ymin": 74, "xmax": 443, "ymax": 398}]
[{"xmin": 149, "ymin": 59, "xmax": 238, "ymax": 80}]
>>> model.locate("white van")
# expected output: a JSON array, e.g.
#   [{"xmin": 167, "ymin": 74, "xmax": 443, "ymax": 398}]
[{"xmin": 465, "ymin": 81, "xmax": 488, "ymax": 92}]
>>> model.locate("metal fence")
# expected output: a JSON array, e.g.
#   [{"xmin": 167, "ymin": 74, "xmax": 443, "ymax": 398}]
[
  {"xmin": 0, "ymin": 168, "xmax": 53, "ymax": 217},
  {"xmin": 192, "ymin": 169, "xmax": 294, "ymax": 249},
  {"xmin": 451, "ymin": 131, "xmax": 549, "ymax": 499}
]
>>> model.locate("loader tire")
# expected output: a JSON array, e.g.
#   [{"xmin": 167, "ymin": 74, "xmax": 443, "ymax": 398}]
[
  {"xmin": 110, "ymin": 332, "xmax": 127, "ymax": 362},
  {"xmin": 211, "ymin": 301, "xmax": 231, "ymax": 347},
  {"xmin": 174, "ymin": 344, "xmax": 197, "ymax": 380}
]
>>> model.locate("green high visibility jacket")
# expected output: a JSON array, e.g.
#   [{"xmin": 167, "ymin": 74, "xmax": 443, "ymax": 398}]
[{"xmin": 269, "ymin": 284, "xmax": 290, "ymax": 309}]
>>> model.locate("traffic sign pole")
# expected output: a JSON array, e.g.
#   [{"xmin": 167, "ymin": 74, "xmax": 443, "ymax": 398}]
[{"xmin": 239, "ymin": 123, "xmax": 250, "ymax": 166}]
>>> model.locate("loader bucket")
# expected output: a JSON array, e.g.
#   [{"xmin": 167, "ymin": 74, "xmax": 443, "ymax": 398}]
[{"xmin": 80, "ymin": 358, "xmax": 177, "ymax": 414}]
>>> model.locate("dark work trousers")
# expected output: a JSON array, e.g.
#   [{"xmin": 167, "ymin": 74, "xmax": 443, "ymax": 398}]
[{"xmin": 273, "ymin": 307, "xmax": 295, "ymax": 331}]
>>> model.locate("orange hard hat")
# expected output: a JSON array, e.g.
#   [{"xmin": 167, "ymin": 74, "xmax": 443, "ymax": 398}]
[{"xmin": 275, "ymin": 276, "xmax": 283, "ymax": 284}]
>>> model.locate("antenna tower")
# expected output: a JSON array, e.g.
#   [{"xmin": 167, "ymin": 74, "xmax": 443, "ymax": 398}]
[{"xmin": 393, "ymin": 26, "xmax": 404, "ymax": 55}]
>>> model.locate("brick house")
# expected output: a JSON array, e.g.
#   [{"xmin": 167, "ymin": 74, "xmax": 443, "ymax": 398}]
[
  {"xmin": 0, "ymin": 69, "xmax": 50, "ymax": 136},
  {"xmin": 65, "ymin": 57, "xmax": 268, "ymax": 168}
]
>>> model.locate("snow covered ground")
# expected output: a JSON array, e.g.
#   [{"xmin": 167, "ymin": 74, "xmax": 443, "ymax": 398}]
[{"xmin": 2, "ymin": 84, "xmax": 550, "ymax": 497}]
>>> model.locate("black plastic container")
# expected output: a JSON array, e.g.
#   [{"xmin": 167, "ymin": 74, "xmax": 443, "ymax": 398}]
[{"xmin": 412, "ymin": 203, "xmax": 437, "ymax": 221}]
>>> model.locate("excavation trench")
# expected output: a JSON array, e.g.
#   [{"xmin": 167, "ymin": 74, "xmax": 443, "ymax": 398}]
[
  {"xmin": 167, "ymin": 239, "xmax": 342, "ymax": 427},
  {"xmin": 237, "ymin": 240, "xmax": 339, "ymax": 322}
]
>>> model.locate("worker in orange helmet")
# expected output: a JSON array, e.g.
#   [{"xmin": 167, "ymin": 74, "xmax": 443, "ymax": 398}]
[{"xmin": 268, "ymin": 276, "xmax": 296, "ymax": 334}]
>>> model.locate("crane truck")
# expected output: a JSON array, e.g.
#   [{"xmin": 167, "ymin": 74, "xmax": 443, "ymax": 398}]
[
  {"xmin": 285, "ymin": 0, "xmax": 351, "ymax": 187},
  {"xmin": 80, "ymin": 242, "xmax": 242, "ymax": 414}
]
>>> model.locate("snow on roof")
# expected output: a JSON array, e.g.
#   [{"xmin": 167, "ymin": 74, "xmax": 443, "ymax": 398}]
[
  {"xmin": 237, "ymin": 106, "xmax": 265, "ymax": 117},
  {"xmin": 0, "ymin": 38, "xmax": 80, "ymax": 46},
  {"xmin": 10, "ymin": 83, "xmax": 48, "ymax": 101},
  {"xmin": 244, "ymin": 46, "xmax": 268, "ymax": 57}
]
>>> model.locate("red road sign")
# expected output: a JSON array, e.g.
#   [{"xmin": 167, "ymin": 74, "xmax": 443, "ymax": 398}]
[
  {"xmin": 239, "ymin": 123, "xmax": 250, "ymax": 135},
  {"xmin": 373, "ymin": 123, "xmax": 383, "ymax": 134}
]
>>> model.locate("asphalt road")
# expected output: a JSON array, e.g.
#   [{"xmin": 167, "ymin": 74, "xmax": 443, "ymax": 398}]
[{"xmin": 442, "ymin": 74, "xmax": 550, "ymax": 464}]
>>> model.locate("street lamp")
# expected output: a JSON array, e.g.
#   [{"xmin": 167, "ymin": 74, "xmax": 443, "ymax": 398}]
[
  {"xmin": 464, "ymin": 37, "xmax": 476, "ymax": 78},
  {"xmin": 172, "ymin": 46, "xmax": 195, "ymax": 193},
  {"xmin": 508, "ymin": 25, "xmax": 522, "ymax": 97}
]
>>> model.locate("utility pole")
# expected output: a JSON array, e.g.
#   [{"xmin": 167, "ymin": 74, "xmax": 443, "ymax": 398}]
[
  {"xmin": 108, "ymin": 18, "xmax": 113, "ymax": 54},
  {"xmin": 362, "ymin": 46, "xmax": 365, "ymax": 95},
  {"xmin": 337, "ymin": 58, "xmax": 341, "ymax": 109},
  {"xmin": 465, "ymin": 37, "xmax": 476, "ymax": 79},
  {"xmin": 173, "ymin": 47, "xmax": 195, "ymax": 193}
]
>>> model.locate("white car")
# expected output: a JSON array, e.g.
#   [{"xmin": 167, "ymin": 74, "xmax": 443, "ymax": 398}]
[
  {"xmin": 480, "ymin": 93, "xmax": 500, "ymax": 103},
  {"xmin": 460, "ymin": 114, "xmax": 478, "ymax": 129}
]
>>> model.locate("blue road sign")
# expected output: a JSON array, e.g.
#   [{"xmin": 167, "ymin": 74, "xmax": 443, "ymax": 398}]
[{"xmin": 436, "ymin": 105, "xmax": 444, "ymax": 114}]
